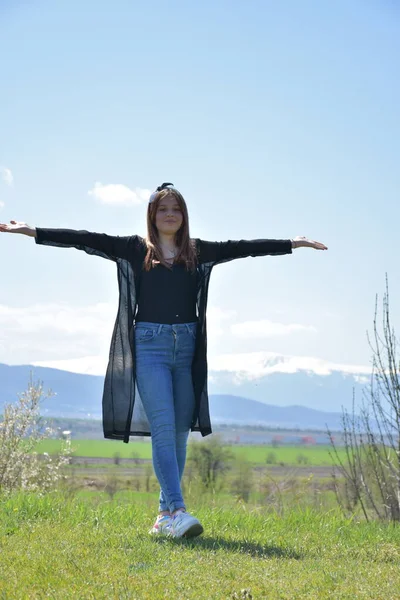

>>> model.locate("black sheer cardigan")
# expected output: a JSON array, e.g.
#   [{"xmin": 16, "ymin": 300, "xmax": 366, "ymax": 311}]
[{"xmin": 35, "ymin": 229, "xmax": 292, "ymax": 443}]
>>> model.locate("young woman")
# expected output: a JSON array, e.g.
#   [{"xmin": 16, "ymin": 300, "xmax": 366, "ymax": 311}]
[{"xmin": 0, "ymin": 182, "xmax": 327, "ymax": 538}]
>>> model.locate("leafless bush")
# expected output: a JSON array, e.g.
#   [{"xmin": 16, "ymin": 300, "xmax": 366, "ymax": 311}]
[
  {"xmin": 103, "ymin": 472, "xmax": 119, "ymax": 499},
  {"xmin": 144, "ymin": 463, "xmax": 153, "ymax": 492},
  {"xmin": 230, "ymin": 457, "xmax": 254, "ymax": 502},
  {"xmin": 0, "ymin": 371, "xmax": 74, "ymax": 497},
  {"xmin": 259, "ymin": 470, "xmax": 324, "ymax": 514},
  {"xmin": 329, "ymin": 276, "xmax": 400, "ymax": 521}
]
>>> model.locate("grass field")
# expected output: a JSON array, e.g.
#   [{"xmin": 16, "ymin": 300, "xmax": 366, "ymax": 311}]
[
  {"xmin": 1, "ymin": 490, "xmax": 399, "ymax": 599},
  {"xmin": 31, "ymin": 439, "xmax": 347, "ymax": 466}
]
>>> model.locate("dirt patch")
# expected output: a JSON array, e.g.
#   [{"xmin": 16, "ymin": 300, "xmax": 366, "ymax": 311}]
[{"xmin": 66, "ymin": 456, "xmax": 337, "ymax": 479}]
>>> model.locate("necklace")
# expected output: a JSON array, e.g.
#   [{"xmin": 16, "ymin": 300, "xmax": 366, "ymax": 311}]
[{"xmin": 162, "ymin": 247, "xmax": 177, "ymax": 258}]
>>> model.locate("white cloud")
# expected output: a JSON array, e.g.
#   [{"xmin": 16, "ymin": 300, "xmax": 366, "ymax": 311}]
[
  {"xmin": 0, "ymin": 301, "xmax": 369, "ymax": 381},
  {"xmin": 231, "ymin": 319, "xmax": 317, "ymax": 338},
  {"xmin": 31, "ymin": 355, "xmax": 108, "ymax": 376},
  {"xmin": 206, "ymin": 306, "xmax": 237, "ymax": 336},
  {"xmin": 0, "ymin": 302, "xmax": 115, "ymax": 335},
  {"xmin": 0, "ymin": 200, "xmax": 4, "ymax": 210},
  {"xmin": 0, "ymin": 166, "xmax": 14, "ymax": 187},
  {"xmin": 209, "ymin": 351, "xmax": 371, "ymax": 382},
  {"xmin": 353, "ymin": 374, "xmax": 370, "ymax": 385},
  {"xmin": 0, "ymin": 302, "xmax": 116, "ymax": 375},
  {"xmin": 0, "ymin": 302, "xmax": 238, "ymax": 376},
  {"xmin": 88, "ymin": 182, "xmax": 151, "ymax": 206}
]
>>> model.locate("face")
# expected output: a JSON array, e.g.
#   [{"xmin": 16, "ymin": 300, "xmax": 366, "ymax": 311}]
[{"xmin": 154, "ymin": 194, "xmax": 184, "ymax": 236}]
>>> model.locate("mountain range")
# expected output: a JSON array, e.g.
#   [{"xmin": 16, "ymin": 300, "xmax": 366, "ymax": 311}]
[{"xmin": 0, "ymin": 362, "xmax": 371, "ymax": 431}]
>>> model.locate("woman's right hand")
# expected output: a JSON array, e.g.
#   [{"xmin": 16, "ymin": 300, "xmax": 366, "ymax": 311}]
[{"xmin": 0, "ymin": 220, "xmax": 36, "ymax": 237}]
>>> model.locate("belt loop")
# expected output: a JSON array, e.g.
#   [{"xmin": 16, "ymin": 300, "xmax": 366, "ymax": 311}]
[{"xmin": 158, "ymin": 323, "xmax": 163, "ymax": 335}]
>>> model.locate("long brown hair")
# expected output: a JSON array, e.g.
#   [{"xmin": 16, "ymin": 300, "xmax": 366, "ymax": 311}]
[{"xmin": 143, "ymin": 187, "xmax": 198, "ymax": 272}]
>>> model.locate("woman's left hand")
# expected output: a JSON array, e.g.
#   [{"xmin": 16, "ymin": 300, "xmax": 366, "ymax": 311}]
[{"xmin": 292, "ymin": 236, "xmax": 328, "ymax": 250}]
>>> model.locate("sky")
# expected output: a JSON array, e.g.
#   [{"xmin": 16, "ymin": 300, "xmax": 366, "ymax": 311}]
[{"xmin": 0, "ymin": 0, "xmax": 399, "ymax": 402}]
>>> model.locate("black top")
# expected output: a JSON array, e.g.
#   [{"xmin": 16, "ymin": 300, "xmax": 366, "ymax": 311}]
[
  {"xmin": 34, "ymin": 229, "xmax": 293, "ymax": 443},
  {"xmin": 135, "ymin": 262, "xmax": 198, "ymax": 324}
]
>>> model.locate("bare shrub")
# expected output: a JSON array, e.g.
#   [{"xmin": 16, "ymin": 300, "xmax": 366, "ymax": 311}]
[
  {"xmin": 144, "ymin": 463, "xmax": 153, "ymax": 493},
  {"xmin": 230, "ymin": 457, "xmax": 254, "ymax": 502},
  {"xmin": 259, "ymin": 470, "xmax": 298, "ymax": 515},
  {"xmin": 103, "ymin": 472, "xmax": 119, "ymax": 499},
  {"xmin": 130, "ymin": 451, "xmax": 140, "ymax": 464},
  {"xmin": 329, "ymin": 277, "xmax": 400, "ymax": 521},
  {"xmin": 0, "ymin": 372, "xmax": 74, "ymax": 497},
  {"xmin": 259, "ymin": 470, "xmax": 318, "ymax": 514}
]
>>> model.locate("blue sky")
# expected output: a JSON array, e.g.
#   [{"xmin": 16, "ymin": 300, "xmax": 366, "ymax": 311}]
[{"xmin": 0, "ymin": 0, "xmax": 399, "ymax": 399}]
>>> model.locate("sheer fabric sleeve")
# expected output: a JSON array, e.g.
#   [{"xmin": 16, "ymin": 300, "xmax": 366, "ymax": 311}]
[
  {"xmin": 196, "ymin": 238, "xmax": 293, "ymax": 264},
  {"xmin": 34, "ymin": 228, "xmax": 134, "ymax": 261}
]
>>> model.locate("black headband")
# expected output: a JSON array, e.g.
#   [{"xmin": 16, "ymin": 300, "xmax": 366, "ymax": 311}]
[{"xmin": 149, "ymin": 182, "xmax": 175, "ymax": 203}]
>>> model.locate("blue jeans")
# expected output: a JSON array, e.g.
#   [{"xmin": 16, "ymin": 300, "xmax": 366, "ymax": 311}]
[{"xmin": 134, "ymin": 321, "xmax": 197, "ymax": 513}]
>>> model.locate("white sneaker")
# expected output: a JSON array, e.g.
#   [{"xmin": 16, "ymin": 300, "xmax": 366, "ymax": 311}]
[
  {"xmin": 149, "ymin": 514, "xmax": 172, "ymax": 535},
  {"xmin": 167, "ymin": 510, "xmax": 204, "ymax": 538}
]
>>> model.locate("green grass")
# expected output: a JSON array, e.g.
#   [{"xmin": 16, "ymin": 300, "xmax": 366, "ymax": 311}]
[
  {"xmin": 32, "ymin": 439, "xmax": 154, "ymax": 459},
  {"xmin": 31, "ymin": 439, "xmax": 346, "ymax": 466},
  {"xmin": 229, "ymin": 445, "xmax": 344, "ymax": 466},
  {"xmin": 1, "ymin": 490, "xmax": 400, "ymax": 599}
]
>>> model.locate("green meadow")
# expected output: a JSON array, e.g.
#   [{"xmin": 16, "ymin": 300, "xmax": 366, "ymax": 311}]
[
  {"xmin": 31, "ymin": 439, "xmax": 346, "ymax": 466},
  {"xmin": 1, "ymin": 490, "xmax": 399, "ymax": 599},
  {"xmin": 4, "ymin": 439, "xmax": 396, "ymax": 598}
]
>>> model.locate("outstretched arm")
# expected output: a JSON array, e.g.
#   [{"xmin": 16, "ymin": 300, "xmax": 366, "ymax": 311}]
[
  {"xmin": 0, "ymin": 220, "xmax": 133, "ymax": 261},
  {"xmin": 196, "ymin": 236, "xmax": 327, "ymax": 264}
]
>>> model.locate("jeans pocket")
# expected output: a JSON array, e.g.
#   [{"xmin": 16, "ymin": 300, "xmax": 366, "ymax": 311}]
[{"xmin": 135, "ymin": 328, "xmax": 158, "ymax": 343}]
